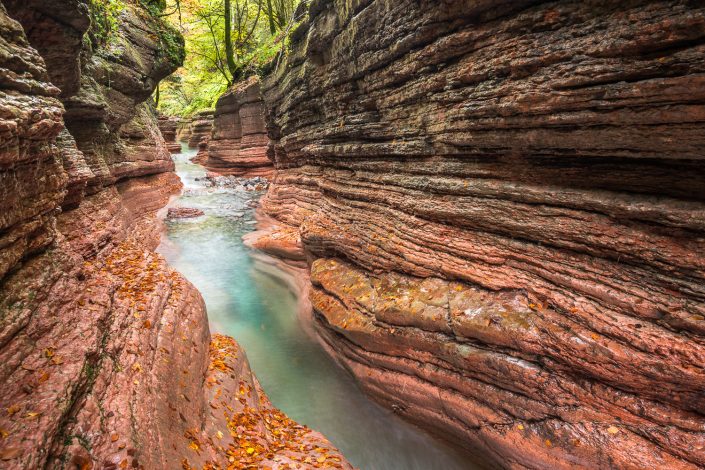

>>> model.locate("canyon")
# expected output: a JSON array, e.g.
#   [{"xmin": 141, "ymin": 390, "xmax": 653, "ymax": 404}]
[
  {"xmin": 244, "ymin": 0, "xmax": 705, "ymax": 469},
  {"xmin": 190, "ymin": 78, "xmax": 274, "ymax": 178},
  {"xmin": 1, "ymin": 0, "xmax": 704, "ymax": 469},
  {"xmin": 0, "ymin": 1, "xmax": 348, "ymax": 469}
]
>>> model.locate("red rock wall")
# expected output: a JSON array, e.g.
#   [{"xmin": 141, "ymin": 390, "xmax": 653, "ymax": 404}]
[
  {"xmin": 0, "ymin": 5, "xmax": 67, "ymax": 284},
  {"xmin": 257, "ymin": 0, "xmax": 705, "ymax": 468},
  {"xmin": 206, "ymin": 78, "xmax": 274, "ymax": 177},
  {"xmin": 177, "ymin": 118, "xmax": 192, "ymax": 143},
  {"xmin": 187, "ymin": 110, "xmax": 213, "ymax": 149},
  {"xmin": 0, "ymin": 2, "xmax": 348, "ymax": 468},
  {"xmin": 158, "ymin": 115, "xmax": 183, "ymax": 153}
]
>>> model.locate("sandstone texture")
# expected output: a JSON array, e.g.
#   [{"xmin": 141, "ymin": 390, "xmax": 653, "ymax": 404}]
[
  {"xmin": 205, "ymin": 77, "xmax": 274, "ymax": 177},
  {"xmin": 158, "ymin": 114, "xmax": 183, "ymax": 153},
  {"xmin": 254, "ymin": 0, "xmax": 705, "ymax": 468},
  {"xmin": 177, "ymin": 117, "xmax": 192, "ymax": 143},
  {"xmin": 194, "ymin": 136, "xmax": 210, "ymax": 166},
  {"xmin": 188, "ymin": 110, "xmax": 214, "ymax": 149},
  {"xmin": 0, "ymin": 2, "xmax": 347, "ymax": 468}
]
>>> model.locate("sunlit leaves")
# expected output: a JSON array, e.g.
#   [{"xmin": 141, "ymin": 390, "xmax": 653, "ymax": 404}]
[
  {"xmin": 188, "ymin": 334, "xmax": 346, "ymax": 469},
  {"xmin": 157, "ymin": 0, "xmax": 301, "ymax": 117}
]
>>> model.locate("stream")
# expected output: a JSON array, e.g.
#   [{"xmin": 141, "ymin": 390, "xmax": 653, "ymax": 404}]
[{"xmin": 157, "ymin": 144, "xmax": 476, "ymax": 470}]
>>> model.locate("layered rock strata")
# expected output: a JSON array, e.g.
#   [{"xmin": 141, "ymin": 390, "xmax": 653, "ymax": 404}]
[
  {"xmin": 158, "ymin": 114, "xmax": 183, "ymax": 153},
  {"xmin": 255, "ymin": 0, "xmax": 705, "ymax": 468},
  {"xmin": 188, "ymin": 110, "xmax": 213, "ymax": 149},
  {"xmin": 0, "ymin": 2, "xmax": 347, "ymax": 468},
  {"xmin": 206, "ymin": 78, "xmax": 274, "ymax": 177},
  {"xmin": 177, "ymin": 117, "xmax": 192, "ymax": 143}
]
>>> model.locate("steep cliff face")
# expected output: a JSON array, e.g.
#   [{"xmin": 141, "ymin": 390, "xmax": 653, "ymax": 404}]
[
  {"xmin": 177, "ymin": 117, "xmax": 192, "ymax": 143},
  {"xmin": 0, "ymin": 2, "xmax": 348, "ymax": 468},
  {"xmin": 158, "ymin": 115, "xmax": 182, "ymax": 153},
  {"xmin": 256, "ymin": 0, "xmax": 705, "ymax": 468},
  {"xmin": 0, "ymin": 3, "xmax": 67, "ymax": 285},
  {"xmin": 206, "ymin": 78, "xmax": 274, "ymax": 177},
  {"xmin": 188, "ymin": 110, "xmax": 213, "ymax": 149},
  {"xmin": 188, "ymin": 110, "xmax": 213, "ymax": 166}
]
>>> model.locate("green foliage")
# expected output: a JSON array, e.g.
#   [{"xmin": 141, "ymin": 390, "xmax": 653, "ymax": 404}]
[
  {"xmin": 140, "ymin": 0, "xmax": 169, "ymax": 15},
  {"xmin": 88, "ymin": 0, "xmax": 126, "ymax": 45},
  {"xmin": 157, "ymin": 0, "xmax": 303, "ymax": 117},
  {"xmin": 155, "ymin": 17, "xmax": 188, "ymax": 68},
  {"xmin": 159, "ymin": 73, "xmax": 228, "ymax": 116},
  {"xmin": 88, "ymin": 0, "xmax": 185, "ymax": 70}
]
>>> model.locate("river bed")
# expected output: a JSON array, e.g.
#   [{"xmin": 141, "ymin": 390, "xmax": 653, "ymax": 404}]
[{"xmin": 157, "ymin": 144, "xmax": 476, "ymax": 470}]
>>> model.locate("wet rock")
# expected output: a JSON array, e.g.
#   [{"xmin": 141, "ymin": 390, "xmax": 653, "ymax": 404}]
[
  {"xmin": 204, "ymin": 174, "xmax": 270, "ymax": 191},
  {"xmin": 256, "ymin": 0, "xmax": 705, "ymax": 468},
  {"xmin": 194, "ymin": 135, "xmax": 209, "ymax": 164},
  {"xmin": 167, "ymin": 207, "xmax": 205, "ymax": 219},
  {"xmin": 181, "ymin": 334, "xmax": 351, "ymax": 470}
]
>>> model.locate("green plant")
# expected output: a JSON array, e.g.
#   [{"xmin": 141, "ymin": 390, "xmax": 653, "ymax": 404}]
[
  {"xmin": 88, "ymin": 0, "xmax": 126, "ymax": 45},
  {"xmin": 156, "ymin": 0, "xmax": 303, "ymax": 117}
]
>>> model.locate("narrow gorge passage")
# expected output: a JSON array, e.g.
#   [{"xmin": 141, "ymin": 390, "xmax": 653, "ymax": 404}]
[
  {"xmin": 158, "ymin": 144, "xmax": 475, "ymax": 470},
  {"xmin": 2, "ymin": 0, "xmax": 704, "ymax": 468}
]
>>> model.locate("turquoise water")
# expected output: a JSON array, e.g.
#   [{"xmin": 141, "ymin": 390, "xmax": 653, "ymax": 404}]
[{"xmin": 157, "ymin": 145, "xmax": 477, "ymax": 470}]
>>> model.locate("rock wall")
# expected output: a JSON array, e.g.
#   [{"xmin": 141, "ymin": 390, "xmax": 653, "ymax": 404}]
[
  {"xmin": 187, "ymin": 110, "xmax": 213, "ymax": 149},
  {"xmin": 0, "ymin": 1, "xmax": 347, "ymax": 468},
  {"xmin": 256, "ymin": 0, "xmax": 705, "ymax": 468},
  {"xmin": 158, "ymin": 114, "xmax": 182, "ymax": 153},
  {"xmin": 206, "ymin": 77, "xmax": 274, "ymax": 177},
  {"xmin": 177, "ymin": 117, "xmax": 191, "ymax": 143}
]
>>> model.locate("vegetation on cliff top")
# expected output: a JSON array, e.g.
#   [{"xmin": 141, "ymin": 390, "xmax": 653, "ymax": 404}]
[
  {"xmin": 88, "ymin": 0, "xmax": 185, "ymax": 69},
  {"xmin": 156, "ymin": 0, "xmax": 303, "ymax": 117}
]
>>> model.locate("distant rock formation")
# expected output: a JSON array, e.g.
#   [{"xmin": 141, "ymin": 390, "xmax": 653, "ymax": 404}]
[
  {"xmin": 205, "ymin": 77, "xmax": 274, "ymax": 177},
  {"xmin": 252, "ymin": 0, "xmax": 705, "ymax": 468},
  {"xmin": 158, "ymin": 115, "xmax": 183, "ymax": 153},
  {"xmin": 177, "ymin": 117, "xmax": 192, "ymax": 143},
  {"xmin": 188, "ymin": 110, "xmax": 214, "ymax": 149}
]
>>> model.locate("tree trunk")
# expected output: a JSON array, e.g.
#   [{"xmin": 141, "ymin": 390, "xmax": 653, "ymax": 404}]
[
  {"xmin": 224, "ymin": 0, "xmax": 237, "ymax": 80},
  {"xmin": 266, "ymin": 0, "xmax": 276, "ymax": 34}
]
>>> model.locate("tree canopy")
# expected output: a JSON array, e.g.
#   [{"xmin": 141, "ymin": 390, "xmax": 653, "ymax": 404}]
[{"xmin": 157, "ymin": 0, "xmax": 301, "ymax": 117}]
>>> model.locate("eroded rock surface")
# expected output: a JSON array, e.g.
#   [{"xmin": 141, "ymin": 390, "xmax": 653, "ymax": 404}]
[
  {"xmin": 158, "ymin": 114, "xmax": 183, "ymax": 153},
  {"xmin": 177, "ymin": 117, "xmax": 192, "ymax": 143},
  {"xmin": 255, "ymin": 0, "xmax": 705, "ymax": 468},
  {"xmin": 206, "ymin": 77, "xmax": 274, "ymax": 177},
  {"xmin": 0, "ymin": 2, "xmax": 347, "ymax": 468},
  {"xmin": 188, "ymin": 110, "xmax": 214, "ymax": 150}
]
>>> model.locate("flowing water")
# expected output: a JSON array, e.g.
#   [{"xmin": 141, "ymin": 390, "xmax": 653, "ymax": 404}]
[{"xmin": 157, "ymin": 144, "xmax": 477, "ymax": 470}]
